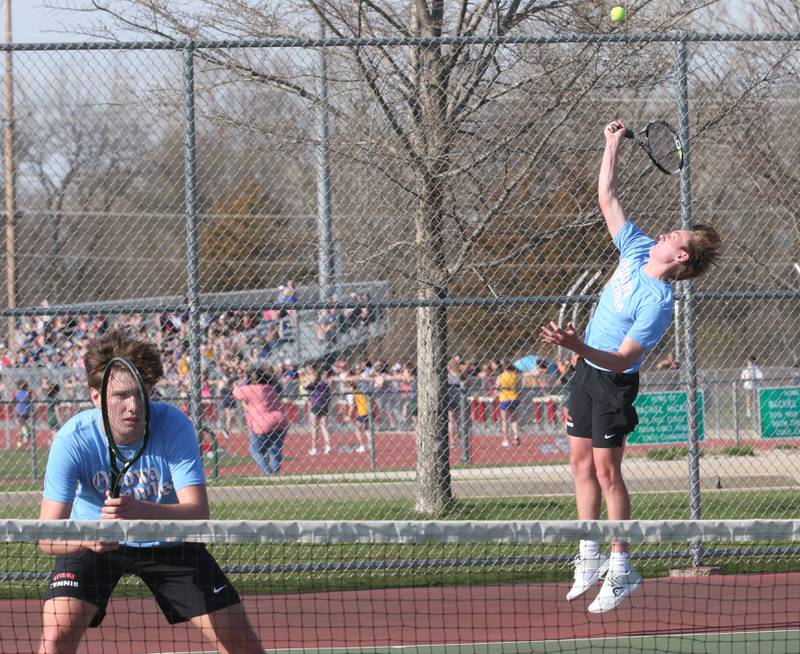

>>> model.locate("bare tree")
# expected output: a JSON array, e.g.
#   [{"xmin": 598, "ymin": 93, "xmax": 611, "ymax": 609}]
[{"xmin": 44, "ymin": 0, "xmax": 743, "ymax": 515}]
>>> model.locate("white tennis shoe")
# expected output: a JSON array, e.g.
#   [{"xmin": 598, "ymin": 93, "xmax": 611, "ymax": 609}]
[
  {"xmin": 587, "ymin": 565, "xmax": 642, "ymax": 613},
  {"xmin": 566, "ymin": 554, "xmax": 609, "ymax": 601}
]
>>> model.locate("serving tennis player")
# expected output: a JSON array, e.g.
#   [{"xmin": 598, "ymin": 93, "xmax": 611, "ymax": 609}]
[
  {"xmin": 37, "ymin": 330, "xmax": 262, "ymax": 653},
  {"xmin": 540, "ymin": 119, "xmax": 721, "ymax": 613}
]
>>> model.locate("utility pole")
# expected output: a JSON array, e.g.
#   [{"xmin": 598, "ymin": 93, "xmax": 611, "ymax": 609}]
[{"xmin": 3, "ymin": 0, "xmax": 16, "ymax": 345}]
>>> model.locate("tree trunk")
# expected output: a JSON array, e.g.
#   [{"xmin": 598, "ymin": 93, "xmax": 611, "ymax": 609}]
[
  {"xmin": 414, "ymin": 165, "xmax": 452, "ymax": 515},
  {"xmin": 411, "ymin": 1, "xmax": 453, "ymax": 516}
]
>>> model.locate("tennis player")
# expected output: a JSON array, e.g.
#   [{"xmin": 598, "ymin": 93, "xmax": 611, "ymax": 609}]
[
  {"xmin": 37, "ymin": 330, "xmax": 262, "ymax": 653},
  {"xmin": 541, "ymin": 119, "xmax": 721, "ymax": 613}
]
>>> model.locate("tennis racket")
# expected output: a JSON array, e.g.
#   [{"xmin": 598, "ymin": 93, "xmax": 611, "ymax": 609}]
[
  {"xmin": 100, "ymin": 357, "xmax": 151, "ymax": 498},
  {"xmin": 613, "ymin": 121, "xmax": 684, "ymax": 175}
]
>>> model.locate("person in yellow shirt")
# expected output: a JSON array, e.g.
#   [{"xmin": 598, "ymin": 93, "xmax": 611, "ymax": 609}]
[
  {"xmin": 496, "ymin": 362, "xmax": 520, "ymax": 447},
  {"xmin": 351, "ymin": 377, "xmax": 369, "ymax": 454}
]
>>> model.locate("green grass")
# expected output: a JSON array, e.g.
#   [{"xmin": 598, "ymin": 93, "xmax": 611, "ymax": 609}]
[
  {"xmin": 716, "ymin": 445, "xmax": 755, "ymax": 456},
  {"xmin": 646, "ymin": 446, "xmax": 691, "ymax": 460}
]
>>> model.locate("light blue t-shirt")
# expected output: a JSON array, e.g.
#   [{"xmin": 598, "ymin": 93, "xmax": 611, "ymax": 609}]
[
  {"xmin": 44, "ymin": 402, "xmax": 206, "ymax": 530},
  {"xmin": 584, "ymin": 221, "xmax": 673, "ymax": 373}
]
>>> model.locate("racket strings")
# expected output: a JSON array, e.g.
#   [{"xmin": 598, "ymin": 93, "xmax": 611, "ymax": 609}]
[{"xmin": 647, "ymin": 123, "xmax": 682, "ymax": 172}]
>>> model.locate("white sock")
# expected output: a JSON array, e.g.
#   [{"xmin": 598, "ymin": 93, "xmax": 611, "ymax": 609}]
[
  {"xmin": 610, "ymin": 551, "xmax": 629, "ymax": 575},
  {"xmin": 579, "ymin": 540, "xmax": 600, "ymax": 558}
]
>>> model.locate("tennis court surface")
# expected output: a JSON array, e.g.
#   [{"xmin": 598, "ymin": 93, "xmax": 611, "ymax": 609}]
[{"xmin": 2, "ymin": 519, "xmax": 799, "ymax": 653}]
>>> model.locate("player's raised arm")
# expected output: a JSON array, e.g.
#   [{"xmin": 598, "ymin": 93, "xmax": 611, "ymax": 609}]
[{"xmin": 598, "ymin": 120, "xmax": 628, "ymax": 240}]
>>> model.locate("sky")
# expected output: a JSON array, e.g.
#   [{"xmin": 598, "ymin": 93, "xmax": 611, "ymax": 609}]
[
  {"xmin": 7, "ymin": 2, "xmax": 72, "ymax": 42},
  {"xmin": 6, "ymin": 1, "xmax": 759, "ymax": 43}
]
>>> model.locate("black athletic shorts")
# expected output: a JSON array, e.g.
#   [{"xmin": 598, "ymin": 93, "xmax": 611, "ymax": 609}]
[
  {"xmin": 566, "ymin": 358, "xmax": 639, "ymax": 448},
  {"xmin": 310, "ymin": 403, "xmax": 329, "ymax": 417},
  {"xmin": 45, "ymin": 542, "xmax": 241, "ymax": 626}
]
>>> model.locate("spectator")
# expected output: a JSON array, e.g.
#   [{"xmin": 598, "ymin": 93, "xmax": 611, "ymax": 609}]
[
  {"xmin": 400, "ymin": 364, "xmax": 418, "ymax": 431},
  {"xmin": 496, "ymin": 361, "xmax": 520, "ymax": 447},
  {"xmin": 740, "ymin": 355, "xmax": 764, "ymax": 418},
  {"xmin": 316, "ymin": 307, "xmax": 338, "ymax": 341},
  {"xmin": 332, "ymin": 359, "xmax": 353, "ymax": 422},
  {"xmin": 14, "ymin": 381, "xmax": 33, "ymax": 449},
  {"xmin": 276, "ymin": 280, "xmax": 298, "ymax": 337},
  {"xmin": 43, "ymin": 380, "xmax": 64, "ymax": 438},
  {"xmin": 303, "ymin": 365, "xmax": 333, "ymax": 456},
  {"xmin": 447, "ymin": 357, "xmax": 463, "ymax": 448},
  {"xmin": 218, "ymin": 369, "xmax": 239, "ymax": 436},
  {"xmin": 349, "ymin": 372, "xmax": 369, "ymax": 453},
  {"xmin": 372, "ymin": 361, "xmax": 398, "ymax": 430},
  {"xmin": 233, "ymin": 366, "xmax": 289, "ymax": 475}
]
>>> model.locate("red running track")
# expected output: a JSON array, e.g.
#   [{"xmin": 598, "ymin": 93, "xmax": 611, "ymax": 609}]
[{"xmin": 4, "ymin": 573, "xmax": 799, "ymax": 653}]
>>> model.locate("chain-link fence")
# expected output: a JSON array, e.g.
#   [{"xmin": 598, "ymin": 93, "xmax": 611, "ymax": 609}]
[{"xmin": 0, "ymin": 31, "xmax": 799, "ymax": 522}]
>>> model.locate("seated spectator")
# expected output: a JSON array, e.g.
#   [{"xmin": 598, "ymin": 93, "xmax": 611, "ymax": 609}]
[
  {"xmin": 340, "ymin": 294, "xmax": 360, "ymax": 332},
  {"xmin": 316, "ymin": 307, "xmax": 338, "ymax": 341},
  {"xmin": 276, "ymin": 280, "xmax": 298, "ymax": 334},
  {"xmin": 357, "ymin": 292, "xmax": 372, "ymax": 326}
]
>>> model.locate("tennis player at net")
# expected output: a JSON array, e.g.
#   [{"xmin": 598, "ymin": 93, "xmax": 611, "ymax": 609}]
[
  {"xmin": 37, "ymin": 330, "xmax": 262, "ymax": 653},
  {"xmin": 541, "ymin": 119, "xmax": 721, "ymax": 613}
]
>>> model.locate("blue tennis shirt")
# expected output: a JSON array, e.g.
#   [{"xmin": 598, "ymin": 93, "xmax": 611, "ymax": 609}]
[
  {"xmin": 584, "ymin": 221, "xmax": 674, "ymax": 373},
  {"xmin": 44, "ymin": 402, "xmax": 205, "ymax": 521}
]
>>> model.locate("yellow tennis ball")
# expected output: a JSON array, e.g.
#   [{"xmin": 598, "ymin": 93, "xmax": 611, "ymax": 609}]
[{"xmin": 610, "ymin": 6, "xmax": 627, "ymax": 22}]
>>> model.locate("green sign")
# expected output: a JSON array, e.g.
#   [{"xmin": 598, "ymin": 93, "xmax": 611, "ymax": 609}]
[
  {"xmin": 628, "ymin": 390, "xmax": 704, "ymax": 445},
  {"xmin": 758, "ymin": 387, "xmax": 800, "ymax": 439}
]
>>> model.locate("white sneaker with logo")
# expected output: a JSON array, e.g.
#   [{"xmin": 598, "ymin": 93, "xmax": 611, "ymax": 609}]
[
  {"xmin": 308, "ymin": 448, "xmax": 318, "ymax": 456},
  {"xmin": 323, "ymin": 445, "xmax": 332, "ymax": 454},
  {"xmin": 587, "ymin": 565, "xmax": 642, "ymax": 613},
  {"xmin": 355, "ymin": 444, "xmax": 366, "ymax": 453},
  {"xmin": 566, "ymin": 554, "xmax": 609, "ymax": 601}
]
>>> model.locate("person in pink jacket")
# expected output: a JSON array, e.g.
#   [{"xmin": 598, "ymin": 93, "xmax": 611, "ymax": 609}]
[{"xmin": 233, "ymin": 366, "xmax": 289, "ymax": 475}]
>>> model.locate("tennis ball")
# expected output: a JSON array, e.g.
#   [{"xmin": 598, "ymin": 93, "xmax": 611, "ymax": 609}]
[{"xmin": 610, "ymin": 6, "xmax": 627, "ymax": 22}]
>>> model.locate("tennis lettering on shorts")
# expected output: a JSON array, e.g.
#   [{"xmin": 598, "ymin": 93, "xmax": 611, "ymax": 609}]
[{"xmin": 100, "ymin": 357, "xmax": 151, "ymax": 498}]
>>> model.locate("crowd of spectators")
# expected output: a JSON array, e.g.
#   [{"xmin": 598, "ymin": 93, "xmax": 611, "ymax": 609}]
[
  {"xmin": 0, "ymin": 293, "xmax": 574, "ymax": 444},
  {"xmin": 0, "ymin": 281, "xmax": 570, "ymax": 446}
]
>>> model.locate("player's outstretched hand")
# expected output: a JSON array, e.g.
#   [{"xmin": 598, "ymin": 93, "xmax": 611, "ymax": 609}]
[
  {"xmin": 102, "ymin": 492, "xmax": 145, "ymax": 520},
  {"xmin": 540, "ymin": 321, "xmax": 580, "ymax": 351},
  {"xmin": 605, "ymin": 119, "xmax": 627, "ymax": 144}
]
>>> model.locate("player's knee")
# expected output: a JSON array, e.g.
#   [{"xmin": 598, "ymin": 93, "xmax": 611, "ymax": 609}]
[
  {"xmin": 39, "ymin": 624, "xmax": 84, "ymax": 654},
  {"xmin": 569, "ymin": 449, "xmax": 594, "ymax": 478},
  {"xmin": 595, "ymin": 465, "xmax": 623, "ymax": 491},
  {"xmin": 214, "ymin": 626, "xmax": 262, "ymax": 654}
]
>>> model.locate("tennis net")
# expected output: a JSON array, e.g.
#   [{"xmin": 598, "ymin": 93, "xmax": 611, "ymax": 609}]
[{"xmin": 2, "ymin": 519, "xmax": 800, "ymax": 653}]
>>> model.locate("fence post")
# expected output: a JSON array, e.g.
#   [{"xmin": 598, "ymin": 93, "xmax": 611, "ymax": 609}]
[
  {"xmin": 183, "ymin": 42, "xmax": 202, "ymax": 435},
  {"xmin": 676, "ymin": 36, "xmax": 703, "ymax": 566},
  {"xmin": 732, "ymin": 381, "xmax": 739, "ymax": 444},
  {"xmin": 459, "ymin": 384, "xmax": 469, "ymax": 464},
  {"xmin": 367, "ymin": 394, "xmax": 376, "ymax": 469},
  {"xmin": 30, "ymin": 405, "xmax": 37, "ymax": 482},
  {"xmin": 316, "ymin": 18, "xmax": 335, "ymax": 296}
]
